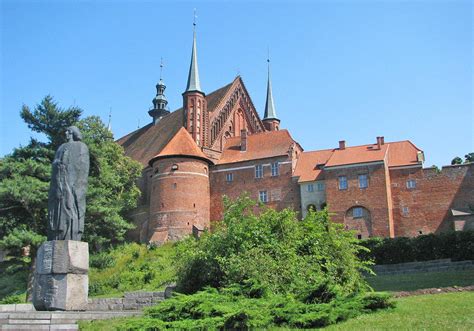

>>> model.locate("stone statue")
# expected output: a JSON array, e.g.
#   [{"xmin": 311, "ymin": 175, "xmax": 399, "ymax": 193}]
[{"xmin": 47, "ymin": 126, "xmax": 89, "ymax": 241}]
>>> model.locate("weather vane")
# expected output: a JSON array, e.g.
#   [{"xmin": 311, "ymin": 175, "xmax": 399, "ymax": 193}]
[
  {"xmin": 193, "ymin": 8, "xmax": 197, "ymax": 28},
  {"xmin": 160, "ymin": 57, "xmax": 164, "ymax": 80}
]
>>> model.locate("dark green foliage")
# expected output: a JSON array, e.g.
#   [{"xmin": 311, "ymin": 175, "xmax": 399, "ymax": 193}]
[
  {"xmin": 0, "ymin": 96, "xmax": 142, "ymax": 254},
  {"xmin": 360, "ymin": 230, "xmax": 474, "ymax": 264},
  {"xmin": 0, "ymin": 259, "xmax": 29, "ymax": 301},
  {"xmin": 175, "ymin": 195, "xmax": 372, "ymax": 297},
  {"xmin": 103, "ymin": 288, "xmax": 393, "ymax": 330}
]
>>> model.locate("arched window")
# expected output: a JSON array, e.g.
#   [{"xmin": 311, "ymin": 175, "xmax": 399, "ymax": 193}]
[{"xmin": 344, "ymin": 206, "xmax": 372, "ymax": 239}]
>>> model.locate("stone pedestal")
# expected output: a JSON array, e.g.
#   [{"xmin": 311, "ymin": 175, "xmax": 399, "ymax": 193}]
[{"xmin": 32, "ymin": 240, "xmax": 89, "ymax": 311}]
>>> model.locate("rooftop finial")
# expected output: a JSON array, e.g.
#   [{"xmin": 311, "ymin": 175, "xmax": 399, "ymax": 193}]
[
  {"xmin": 193, "ymin": 8, "xmax": 197, "ymax": 28},
  {"xmin": 107, "ymin": 107, "xmax": 112, "ymax": 132},
  {"xmin": 159, "ymin": 57, "xmax": 164, "ymax": 80}
]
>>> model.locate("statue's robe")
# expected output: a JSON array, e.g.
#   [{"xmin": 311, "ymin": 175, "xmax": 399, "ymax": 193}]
[{"xmin": 47, "ymin": 141, "xmax": 89, "ymax": 241}]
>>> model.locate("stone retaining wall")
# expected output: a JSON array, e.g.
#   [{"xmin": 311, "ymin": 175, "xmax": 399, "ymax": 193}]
[{"xmin": 87, "ymin": 291, "xmax": 165, "ymax": 311}]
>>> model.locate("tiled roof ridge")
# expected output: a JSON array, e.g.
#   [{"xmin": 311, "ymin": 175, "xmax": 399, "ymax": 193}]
[
  {"xmin": 238, "ymin": 77, "xmax": 266, "ymax": 130},
  {"xmin": 209, "ymin": 76, "xmax": 241, "ymax": 113}
]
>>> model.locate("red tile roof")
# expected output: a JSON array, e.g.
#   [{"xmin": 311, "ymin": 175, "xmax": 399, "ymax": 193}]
[
  {"xmin": 293, "ymin": 150, "xmax": 333, "ymax": 183},
  {"xmin": 217, "ymin": 129, "xmax": 297, "ymax": 165},
  {"xmin": 117, "ymin": 80, "xmax": 234, "ymax": 166},
  {"xmin": 150, "ymin": 127, "xmax": 210, "ymax": 165},
  {"xmin": 325, "ymin": 144, "xmax": 389, "ymax": 167},
  {"xmin": 294, "ymin": 140, "xmax": 422, "ymax": 182}
]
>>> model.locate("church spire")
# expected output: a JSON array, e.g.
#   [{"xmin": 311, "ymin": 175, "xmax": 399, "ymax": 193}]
[
  {"xmin": 262, "ymin": 56, "xmax": 280, "ymax": 131},
  {"xmin": 184, "ymin": 10, "xmax": 202, "ymax": 94}
]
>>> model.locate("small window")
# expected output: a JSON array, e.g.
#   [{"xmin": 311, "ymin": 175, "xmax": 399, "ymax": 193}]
[
  {"xmin": 357, "ymin": 234, "xmax": 362, "ymax": 240},
  {"xmin": 338, "ymin": 176, "xmax": 348, "ymax": 190},
  {"xmin": 171, "ymin": 164, "xmax": 178, "ymax": 171},
  {"xmin": 259, "ymin": 190, "xmax": 268, "ymax": 203},
  {"xmin": 271, "ymin": 162, "xmax": 279, "ymax": 177},
  {"xmin": 402, "ymin": 206, "xmax": 409, "ymax": 215},
  {"xmin": 307, "ymin": 184, "xmax": 314, "ymax": 192},
  {"xmin": 255, "ymin": 165, "xmax": 263, "ymax": 178},
  {"xmin": 359, "ymin": 174, "xmax": 368, "ymax": 189},
  {"xmin": 406, "ymin": 179, "xmax": 416, "ymax": 189},
  {"xmin": 353, "ymin": 207, "xmax": 363, "ymax": 218},
  {"xmin": 316, "ymin": 182, "xmax": 325, "ymax": 191},
  {"xmin": 226, "ymin": 173, "xmax": 233, "ymax": 182}
]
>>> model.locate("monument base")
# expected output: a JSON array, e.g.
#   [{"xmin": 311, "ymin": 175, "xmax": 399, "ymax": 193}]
[{"xmin": 32, "ymin": 240, "xmax": 89, "ymax": 311}]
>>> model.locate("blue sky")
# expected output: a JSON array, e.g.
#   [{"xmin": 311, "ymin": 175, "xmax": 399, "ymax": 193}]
[{"xmin": 1, "ymin": 0, "xmax": 472, "ymax": 167}]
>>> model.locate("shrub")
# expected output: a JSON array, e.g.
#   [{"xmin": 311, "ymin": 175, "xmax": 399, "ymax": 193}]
[
  {"xmin": 360, "ymin": 230, "xmax": 474, "ymax": 264},
  {"xmin": 175, "ymin": 195, "xmax": 372, "ymax": 297}
]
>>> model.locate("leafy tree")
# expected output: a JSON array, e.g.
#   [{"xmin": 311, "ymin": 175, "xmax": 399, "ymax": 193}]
[
  {"xmin": 0, "ymin": 96, "xmax": 142, "ymax": 255},
  {"xmin": 451, "ymin": 157, "xmax": 463, "ymax": 165},
  {"xmin": 464, "ymin": 153, "xmax": 474, "ymax": 163}
]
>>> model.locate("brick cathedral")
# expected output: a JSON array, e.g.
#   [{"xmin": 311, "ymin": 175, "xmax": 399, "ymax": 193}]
[{"xmin": 117, "ymin": 25, "xmax": 474, "ymax": 244}]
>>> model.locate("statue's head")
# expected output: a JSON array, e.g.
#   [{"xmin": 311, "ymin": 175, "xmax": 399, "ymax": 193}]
[{"xmin": 66, "ymin": 126, "xmax": 82, "ymax": 141}]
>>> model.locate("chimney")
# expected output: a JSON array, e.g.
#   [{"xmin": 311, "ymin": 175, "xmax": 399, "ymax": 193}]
[
  {"xmin": 380, "ymin": 136, "xmax": 385, "ymax": 145},
  {"xmin": 376, "ymin": 136, "xmax": 382, "ymax": 149},
  {"xmin": 241, "ymin": 129, "xmax": 247, "ymax": 152},
  {"xmin": 339, "ymin": 140, "xmax": 346, "ymax": 150}
]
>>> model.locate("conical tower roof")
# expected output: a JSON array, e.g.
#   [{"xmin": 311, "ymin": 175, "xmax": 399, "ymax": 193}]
[
  {"xmin": 184, "ymin": 26, "xmax": 202, "ymax": 93},
  {"xmin": 149, "ymin": 127, "xmax": 210, "ymax": 165}
]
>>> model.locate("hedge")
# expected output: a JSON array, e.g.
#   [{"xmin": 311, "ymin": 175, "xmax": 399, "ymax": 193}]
[{"xmin": 359, "ymin": 230, "xmax": 474, "ymax": 265}]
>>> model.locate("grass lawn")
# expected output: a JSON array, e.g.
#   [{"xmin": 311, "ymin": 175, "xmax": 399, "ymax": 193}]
[
  {"xmin": 325, "ymin": 291, "xmax": 474, "ymax": 330},
  {"xmin": 366, "ymin": 269, "xmax": 474, "ymax": 292}
]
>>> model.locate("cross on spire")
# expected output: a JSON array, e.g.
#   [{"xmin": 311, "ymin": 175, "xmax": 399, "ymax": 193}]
[{"xmin": 159, "ymin": 57, "xmax": 164, "ymax": 80}]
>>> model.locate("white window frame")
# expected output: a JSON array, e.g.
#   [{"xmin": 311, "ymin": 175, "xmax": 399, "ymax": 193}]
[
  {"xmin": 353, "ymin": 207, "xmax": 363, "ymax": 218},
  {"xmin": 271, "ymin": 162, "xmax": 279, "ymax": 177},
  {"xmin": 359, "ymin": 174, "xmax": 368, "ymax": 189},
  {"xmin": 307, "ymin": 184, "xmax": 314, "ymax": 192},
  {"xmin": 255, "ymin": 164, "xmax": 263, "ymax": 178},
  {"xmin": 338, "ymin": 176, "xmax": 348, "ymax": 190},
  {"xmin": 226, "ymin": 173, "xmax": 233, "ymax": 182},
  {"xmin": 406, "ymin": 179, "xmax": 416, "ymax": 189},
  {"xmin": 259, "ymin": 190, "xmax": 268, "ymax": 203}
]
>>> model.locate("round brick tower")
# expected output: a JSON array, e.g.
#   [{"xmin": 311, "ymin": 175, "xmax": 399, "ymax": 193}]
[{"xmin": 147, "ymin": 127, "xmax": 211, "ymax": 243}]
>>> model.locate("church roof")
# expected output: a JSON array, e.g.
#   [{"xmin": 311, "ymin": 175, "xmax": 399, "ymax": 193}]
[
  {"xmin": 217, "ymin": 129, "xmax": 297, "ymax": 165},
  {"xmin": 117, "ymin": 81, "xmax": 234, "ymax": 166},
  {"xmin": 149, "ymin": 127, "xmax": 210, "ymax": 165},
  {"xmin": 294, "ymin": 140, "xmax": 422, "ymax": 182}
]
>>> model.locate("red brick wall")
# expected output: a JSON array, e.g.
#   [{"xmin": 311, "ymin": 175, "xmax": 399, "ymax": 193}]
[
  {"xmin": 210, "ymin": 155, "xmax": 301, "ymax": 222},
  {"xmin": 148, "ymin": 156, "xmax": 210, "ymax": 243},
  {"xmin": 390, "ymin": 164, "xmax": 474, "ymax": 237},
  {"xmin": 325, "ymin": 163, "xmax": 392, "ymax": 237}
]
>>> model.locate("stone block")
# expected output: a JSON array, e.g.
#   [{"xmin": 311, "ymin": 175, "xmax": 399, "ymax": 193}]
[
  {"xmin": 33, "ymin": 274, "xmax": 88, "ymax": 311},
  {"xmin": 36, "ymin": 241, "xmax": 89, "ymax": 275},
  {"xmin": 0, "ymin": 304, "xmax": 16, "ymax": 312},
  {"xmin": 164, "ymin": 284, "xmax": 176, "ymax": 299}
]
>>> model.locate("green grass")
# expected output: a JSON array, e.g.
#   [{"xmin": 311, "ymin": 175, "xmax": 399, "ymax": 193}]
[
  {"xmin": 325, "ymin": 291, "xmax": 474, "ymax": 330},
  {"xmin": 89, "ymin": 242, "xmax": 176, "ymax": 298},
  {"xmin": 366, "ymin": 269, "xmax": 474, "ymax": 292}
]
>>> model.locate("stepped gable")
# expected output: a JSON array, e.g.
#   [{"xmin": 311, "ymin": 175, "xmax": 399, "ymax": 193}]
[
  {"xmin": 116, "ymin": 81, "xmax": 234, "ymax": 166},
  {"xmin": 217, "ymin": 129, "xmax": 298, "ymax": 165},
  {"xmin": 294, "ymin": 150, "xmax": 334, "ymax": 183},
  {"xmin": 149, "ymin": 127, "xmax": 210, "ymax": 164}
]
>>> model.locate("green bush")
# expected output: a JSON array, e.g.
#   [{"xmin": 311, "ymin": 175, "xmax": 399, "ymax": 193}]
[
  {"xmin": 360, "ymin": 230, "xmax": 474, "ymax": 264},
  {"xmin": 88, "ymin": 242, "xmax": 176, "ymax": 297}
]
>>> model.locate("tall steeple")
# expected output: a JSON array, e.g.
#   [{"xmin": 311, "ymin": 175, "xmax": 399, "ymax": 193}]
[
  {"xmin": 149, "ymin": 58, "xmax": 170, "ymax": 125},
  {"xmin": 184, "ymin": 10, "xmax": 202, "ymax": 93},
  {"xmin": 262, "ymin": 56, "xmax": 280, "ymax": 131},
  {"xmin": 183, "ymin": 10, "xmax": 208, "ymax": 147}
]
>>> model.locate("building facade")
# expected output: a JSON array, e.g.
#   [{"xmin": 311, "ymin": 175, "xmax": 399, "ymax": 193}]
[{"xmin": 118, "ymin": 27, "xmax": 474, "ymax": 244}]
